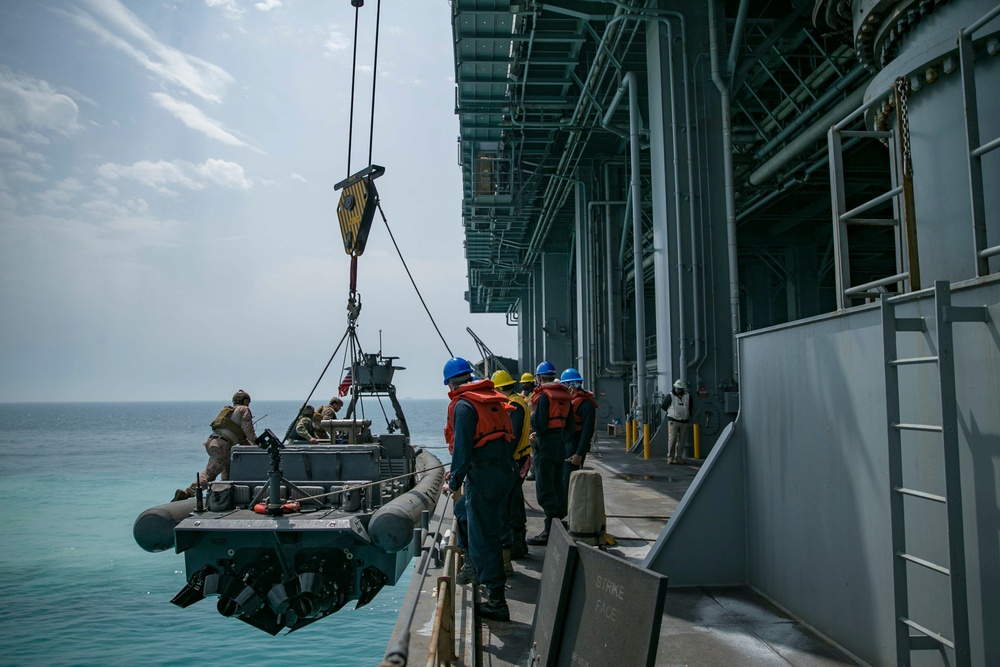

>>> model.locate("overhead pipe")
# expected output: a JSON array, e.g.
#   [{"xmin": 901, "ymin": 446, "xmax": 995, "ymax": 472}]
[
  {"xmin": 523, "ymin": 7, "xmax": 639, "ymax": 265},
  {"xmin": 753, "ymin": 65, "xmax": 868, "ymax": 160},
  {"xmin": 726, "ymin": 0, "xmax": 751, "ymax": 83},
  {"xmin": 574, "ymin": 179, "xmax": 587, "ymax": 372},
  {"xmin": 652, "ymin": 14, "xmax": 704, "ymax": 380},
  {"xmin": 748, "ymin": 84, "xmax": 867, "ymax": 186},
  {"xmin": 602, "ymin": 71, "xmax": 647, "ymax": 423},
  {"xmin": 708, "ymin": 0, "xmax": 741, "ymax": 383}
]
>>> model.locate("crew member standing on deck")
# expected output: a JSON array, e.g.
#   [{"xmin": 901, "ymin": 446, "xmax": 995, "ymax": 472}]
[
  {"xmin": 174, "ymin": 390, "xmax": 257, "ymax": 501},
  {"xmin": 561, "ymin": 368, "xmax": 598, "ymax": 491},
  {"xmin": 442, "ymin": 358, "xmax": 515, "ymax": 622},
  {"xmin": 492, "ymin": 369, "xmax": 532, "ymax": 563},
  {"xmin": 526, "ymin": 361, "xmax": 574, "ymax": 546},
  {"xmin": 661, "ymin": 379, "xmax": 692, "ymax": 464},
  {"xmin": 519, "ymin": 372, "xmax": 536, "ymax": 405}
]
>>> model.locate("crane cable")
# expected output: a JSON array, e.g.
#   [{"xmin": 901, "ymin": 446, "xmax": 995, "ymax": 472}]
[{"xmin": 344, "ymin": 0, "xmax": 453, "ymax": 361}]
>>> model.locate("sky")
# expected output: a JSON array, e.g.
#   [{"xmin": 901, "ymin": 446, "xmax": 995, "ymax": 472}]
[{"xmin": 0, "ymin": 0, "xmax": 516, "ymax": 402}]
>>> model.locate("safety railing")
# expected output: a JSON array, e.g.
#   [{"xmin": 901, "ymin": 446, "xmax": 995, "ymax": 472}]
[
  {"xmin": 959, "ymin": 5, "xmax": 1000, "ymax": 276},
  {"xmin": 426, "ymin": 517, "xmax": 461, "ymax": 667}
]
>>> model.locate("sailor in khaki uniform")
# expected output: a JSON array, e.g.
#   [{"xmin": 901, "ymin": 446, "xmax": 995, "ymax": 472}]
[{"xmin": 174, "ymin": 390, "xmax": 257, "ymax": 501}]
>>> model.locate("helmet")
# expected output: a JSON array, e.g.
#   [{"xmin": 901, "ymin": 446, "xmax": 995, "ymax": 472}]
[
  {"xmin": 491, "ymin": 369, "xmax": 516, "ymax": 388},
  {"xmin": 442, "ymin": 357, "xmax": 475, "ymax": 385},
  {"xmin": 519, "ymin": 372, "xmax": 535, "ymax": 384},
  {"xmin": 330, "ymin": 396, "xmax": 343, "ymax": 407},
  {"xmin": 535, "ymin": 361, "xmax": 556, "ymax": 378},
  {"xmin": 232, "ymin": 390, "xmax": 251, "ymax": 405},
  {"xmin": 301, "ymin": 405, "xmax": 315, "ymax": 417},
  {"xmin": 673, "ymin": 379, "xmax": 687, "ymax": 390},
  {"xmin": 560, "ymin": 368, "xmax": 583, "ymax": 383}
]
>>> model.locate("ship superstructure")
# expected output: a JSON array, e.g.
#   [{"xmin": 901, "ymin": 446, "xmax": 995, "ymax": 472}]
[{"xmin": 451, "ymin": 1, "xmax": 999, "ymax": 664}]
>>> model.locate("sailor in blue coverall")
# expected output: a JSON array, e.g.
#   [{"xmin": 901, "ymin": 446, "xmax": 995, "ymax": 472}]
[{"xmin": 442, "ymin": 358, "xmax": 515, "ymax": 622}]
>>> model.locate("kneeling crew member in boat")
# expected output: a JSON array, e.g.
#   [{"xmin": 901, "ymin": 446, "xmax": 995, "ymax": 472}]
[
  {"xmin": 442, "ymin": 357, "xmax": 515, "ymax": 622},
  {"xmin": 492, "ymin": 369, "xmax": 532, "ymax": 563},
  {"xmin": 527, "ymin": 361, "xmax": 575, "ymax": 546},
  {"xmin": 174, "ymin": 390, "xmax": 257, "ymax": 501},
  {"xmin": 562, "ymin": 368, "xmax": 598, "ymax": 492},
  {"xmin": 661, "ymin": 379, "xmax": 691, "ymax": 464},
  {"xmin": 292, "ymin": 405, "xmax": 321, "ymax": 444}
]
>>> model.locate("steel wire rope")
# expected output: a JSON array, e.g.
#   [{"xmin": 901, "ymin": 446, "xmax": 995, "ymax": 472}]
[
  {"xmin": 367, "ymin": 0, "xmax": 381, "ymax": 167},
  {"xmin": 375, "ymin": 200, "xmax": 454, "ymax": 357},
  {"xmin": 346, "ymin": 2, "xmax": 362, "ymax": 177},
  {"xmin": 285, "ymin": 326, "xmax": 352, "ymax": 444}
]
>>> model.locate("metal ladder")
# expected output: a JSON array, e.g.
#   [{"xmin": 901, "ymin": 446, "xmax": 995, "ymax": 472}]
[{"xmin": 880, "ymin": 280, "xmax": 988, "ymax": 667}]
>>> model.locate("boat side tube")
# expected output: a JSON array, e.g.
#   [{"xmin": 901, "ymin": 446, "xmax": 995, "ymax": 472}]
[
  {"xmin": 368, "ymin": 450, "xmax": 443, "ymax": 553},
  {"xmin": 133, "ymin": 498, "xmax": 197, "ymax": 553}
]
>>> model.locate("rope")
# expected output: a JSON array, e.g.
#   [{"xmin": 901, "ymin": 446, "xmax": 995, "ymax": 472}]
[
  {"xmin": 273, "ymin": 461, "xmax": 448, "ymax": 505},
  {"xmin": 376, "ymin": 200, "xmax": 454, "ymax": 357},
  {"xmin": 285, "ymin": 327, "xmax": 351, "ymax": 443},
  {"xmin": 368, "ymin": 0, "xmax": 382, "ymax": 167},
  {"xmin": 346, "ymin": 3, "xmax": 361, "ymax": 177}
]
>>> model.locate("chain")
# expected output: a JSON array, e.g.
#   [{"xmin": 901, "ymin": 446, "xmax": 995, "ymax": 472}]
[{"xmin": 895, "ymin": 77, "xmax": 912, "ymax": 177}]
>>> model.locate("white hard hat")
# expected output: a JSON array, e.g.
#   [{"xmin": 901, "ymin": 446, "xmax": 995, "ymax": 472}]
[{"xmin": 673, "ymin": 379, "xmax": 687, "ymax": 390}]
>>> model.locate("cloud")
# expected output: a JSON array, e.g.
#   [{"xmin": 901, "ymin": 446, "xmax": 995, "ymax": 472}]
[
  {"xmin": 205, "ymin": 0, "xmax": 244, "ymax": 18},
  {"xmin": 255, "ymin": 0, "xmax": 282, "ymax": 11},
  {"xmin": 325, "ymin": 26, "xmax": 350, "ymax": 55},
  {"xmin": 98, "ymin": 158, "xmax": 253, "ymax": 192},
  {"xmin": 151, "ymin": 92, "xmax": 260, "ymax": 151},
  {"xmin": 0, "ymin": 137, "xmax": 23, "ymax": 155},
  {"xmin": 0, "ymin": 66, "xmax": 81, "ymax": 137},
  {"xmin": 62, "ymin": 0, "xmax": 234, "ymax": 103},
  {"xmin": 290, "ymin": 172, "xmax": 306, "ymax": 182}
]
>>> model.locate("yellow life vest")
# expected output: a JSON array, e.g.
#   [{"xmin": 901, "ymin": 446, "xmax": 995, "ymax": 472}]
[{"xmin": 507, "ymin": 393, "xmax": 532, "ymax": 459}]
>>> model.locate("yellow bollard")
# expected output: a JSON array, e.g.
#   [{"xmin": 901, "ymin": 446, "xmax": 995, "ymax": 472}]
[
  {"xmin": 642, "ymin": 423, "xmax": 650, "ymax": 459},
  {"xmin": 624, "ymin": 420, "xmax": 632, "ymax": 450},
  {"xmin": 693, "ymin": 423, "xmax": 701, "ymax": 459}
]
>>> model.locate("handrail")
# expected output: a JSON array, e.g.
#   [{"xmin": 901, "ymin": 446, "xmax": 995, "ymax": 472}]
[
  {"xmin": 844, "ymin": 272, "xmax": 909, "ymax": 296},
  {"xmin": 381, "ymin": 499, "xmax": 451, "ymax": 667},
  {"xmin": 426, "ymin": 518, "xmax": 460, "ymax": 666}
]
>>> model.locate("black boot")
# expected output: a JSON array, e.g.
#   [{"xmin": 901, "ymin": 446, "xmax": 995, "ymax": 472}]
[
  {"xmin": 456, "ymin": 556, "xmax": 478, "ymax": 586},
  {"xmin": 477, "ymin": 588, "xmax": 510, "ymax": 622},
  {"xmin": 510, "ymin": 530, "xmax": 529, "ymax": 559},
  {"xmin": 526, "ymin": 517, "xmax": 551, "ymax": 546}
]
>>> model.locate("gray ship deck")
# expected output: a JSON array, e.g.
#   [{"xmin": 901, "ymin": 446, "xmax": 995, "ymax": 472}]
[{"xmin": 387, "ymin": 431, "xmax": 860, "ymax": 666}]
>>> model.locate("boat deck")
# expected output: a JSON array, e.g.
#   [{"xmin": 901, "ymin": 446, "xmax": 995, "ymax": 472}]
[{"xmin": 388, "ymin": 432, "xmax": 859, "ymax": 666}]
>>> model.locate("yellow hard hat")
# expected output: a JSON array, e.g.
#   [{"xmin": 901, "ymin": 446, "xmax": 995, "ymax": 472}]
[
  {"xmin": 491, "ymin": 369, "xmax": 516, "ymax": 388},
  {"xmin": 519, "ymin": 372, "xmax": 535, "ymax": 383}
]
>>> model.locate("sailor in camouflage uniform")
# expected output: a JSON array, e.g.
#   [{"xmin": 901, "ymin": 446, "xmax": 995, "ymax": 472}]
[{"xmin": 173, "ymin": 390, "xmax": 257, "ymax": 501}]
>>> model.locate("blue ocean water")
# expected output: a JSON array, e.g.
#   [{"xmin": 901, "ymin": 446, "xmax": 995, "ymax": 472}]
[{"xmin": 0, "ymin": 399, "xmax": 451, "ymax": 667}]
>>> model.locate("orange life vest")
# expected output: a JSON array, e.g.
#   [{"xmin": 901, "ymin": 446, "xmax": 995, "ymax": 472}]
[
  {"xmin": 531, "ymin": 383, "xmax": 573, "ymax": 430},
  {"xmin": 444, "ymin": 379, "xmax": 514, "ymax": 454},
  {"xmin": 571, "ymin": 390, "xmax": 599, "ymax": 431}
]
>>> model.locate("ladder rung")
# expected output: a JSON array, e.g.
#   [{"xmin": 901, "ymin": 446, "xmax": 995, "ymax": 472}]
[
  {"xmin": 895, "ymin": 486, "xmax": 947, "ymax": 503},
  {"xmin": 942, "ymin": 305, "xmax": 989, "ymax": 323},
  {"xmin": 894, "ymin": 317, "xmax": 926, "ymax": 332},
  {"xmin": 909, "ymin": 635, "xmax": 942, "ymax": 651},
  {"xmin": 889, "ymin": 355, "xmax": 939, "ymax": 366},
  {"xmin": 898, "ymin": 551, "xmax": 950, "ymax": 576},
  {"xmin": 901, "ymin": 617, "xmax": 955, "ymax": 650},
  {"xmin": 893, "ymin": 423, "xmax": 943, "ymax": 432}
]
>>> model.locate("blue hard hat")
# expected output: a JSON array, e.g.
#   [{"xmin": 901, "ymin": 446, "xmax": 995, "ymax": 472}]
[
  {"xmin": 560, "ymin": 368, "xmax": 583, "ymax": 383},
  {"xmin": 535, "ymin": 360, "xmax": 556, "ymax": 377},
  {"xmin": 442, "ymin": 357, "xmax": 475, "ymax": 385}
]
